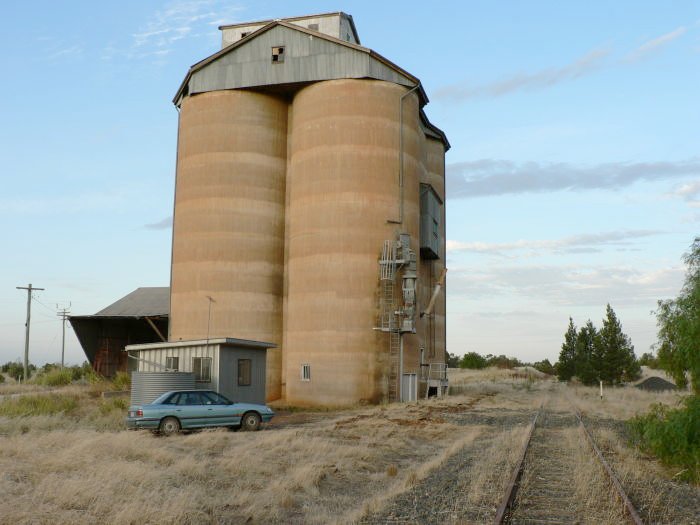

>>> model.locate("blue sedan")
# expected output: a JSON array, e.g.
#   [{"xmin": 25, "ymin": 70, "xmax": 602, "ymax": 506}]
[{"xmin": 126, "ymin": 390, "xmax": 274, "ymax": 434}]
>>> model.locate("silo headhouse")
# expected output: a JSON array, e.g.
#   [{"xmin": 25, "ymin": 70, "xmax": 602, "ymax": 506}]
[{"xmin": 169, "ymin": 12, "xmax": 449, "ymax": 406}]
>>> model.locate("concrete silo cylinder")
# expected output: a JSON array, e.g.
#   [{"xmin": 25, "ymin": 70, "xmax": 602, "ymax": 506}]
[
  {"xmin": 169, "ymin": 90, "xmax": 287, "ymax": 401},
  {"xmin": 285, "ymin": 79, "xmax": 422, "ymax": 405}
]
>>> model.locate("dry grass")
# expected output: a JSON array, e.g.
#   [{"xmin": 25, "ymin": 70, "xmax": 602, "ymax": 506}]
[
  {"xmin": 569, "ymin": 383, "xmax": 687, "ymax": 420},
  {"xmin": 1, "ymin": 371, "xmax": 692, "ymax": 524},
  {"xmin": 0, "ymin": 392, "xmax": 491, "ymax": 524},
  {"xmin": 567, "ymin": 426, "xmax": 628, "ymax": 524}
]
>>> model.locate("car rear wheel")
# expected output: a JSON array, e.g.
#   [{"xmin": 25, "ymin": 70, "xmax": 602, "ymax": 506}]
[
  {"xmin": 241, "ymin": 412, "xmax": 261, "ymax": 431},
  {"xmin": 159, "ymin": 416, "xmax": 181, "ymax": 436}
]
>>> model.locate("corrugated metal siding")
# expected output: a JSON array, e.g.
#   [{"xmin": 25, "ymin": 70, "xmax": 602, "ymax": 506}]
[
  {"xmin": 136, "ymin": 343, "xmax": 219, "ymax": 392},
  {"xmin": 189, "ymin": 26, "xmax": 413, "ymax": 95},
  {"xmin": 130, "ymin": 372, "xmax": 195, "ymax": 405},
  {"xmin": 420, "ymin": 183, "xmax": 442, "ymax": 259},
  {"xmin": 218, "ymin": 348, "xmax": 267, "ymax": 404}
]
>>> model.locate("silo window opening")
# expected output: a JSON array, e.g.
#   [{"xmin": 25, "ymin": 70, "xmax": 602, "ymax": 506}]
[
  {"xmin": 272, "ymin": 46, "xmax": 285, "ymax": 63},
  {"xmin": 193, "ymin": 357, "xmax": 212, "ymax": 382},
  {"xmin": 301, "ymin": 364, "xmax": 311, "ymax": 381},
  {"xmin": 307, "ymin": 23, "xmax": 319, "ymax": 31},
  {"xmin": 165, "ymin": 356, "xmax": 179, "ymax": 371},
  {"xmin": 238, "ymin": 359, "xmax": 252, "ymax": 386}
]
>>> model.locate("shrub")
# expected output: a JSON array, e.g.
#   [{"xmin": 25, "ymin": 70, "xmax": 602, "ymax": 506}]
[
  {"xmin": 99, "ymin": 397, "xmax": 128, "ymax": 415},
  {"xmin": 34, "ymin": 368, "xmax": 73, "ymax": 387},
  {"xmin": 628, "ymin": 395, "xmax": 700, "ymax": 484},
  {"xmin": 0, "ymin": 373, "xmax": 5, "ymax": 384},
  {"xmin": 459, "ymin": 352, "xmax": 487, "ymax": 369},
  {"xmin": 1, "ymin": 361, "xmax": 36, "ymax": 381},
  {"xmin": 112, "ymin": 371, "xmax": 131, "ymax": 391},
  {"xmin": 0, "ymin": 394, "xmax": 79, "ymax": 417}
]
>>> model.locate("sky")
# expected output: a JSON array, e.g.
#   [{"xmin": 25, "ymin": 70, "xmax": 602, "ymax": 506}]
[{"xmin": 1, "ymin": 1, "xmax": 698, "ymax": 367}]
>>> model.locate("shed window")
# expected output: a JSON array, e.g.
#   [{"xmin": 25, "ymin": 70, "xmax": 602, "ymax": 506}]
[
  {"xmin": 238, "ymin": 359, "xmax": 252, "ymax": 386},
  {"xmin": 307, "ymin": 23, "xmax": 319, "ymax": 31},
  {"xmin": 165, "ymin": 356, "xmax": 179, "ymax": 371},
  {"xmin": 301, "ymin": 364, "xmax": 311, "ymax": 381},
  {"xmin": 192, "ymin": 357, "xmax": 212, "ymax": 382},
  {"xmin": 240, "ymin": 31, "xmax": 250, "ymax": 39},
  {"xmin": 272, "ymin": 46, "xmax": 285, "ymax": 63}
]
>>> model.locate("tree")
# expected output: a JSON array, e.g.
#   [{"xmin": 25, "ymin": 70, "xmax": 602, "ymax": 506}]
[
  {"xmin": 459, "ymin": 352, "xmax": 487, "ymax": 369},
  {"xmin": 575, "ymin": 320, "xmax": 599, "ymax": 385},
  {"xmin": 558, "ymin": 318, "xmax": 578, "ymax": 381},
  {"xmin": 533, "ymin": 358, "xmax": 555, "ymax": 375},
  {"xmin": 445, "ymin": 352, "xmax": 460, "ymax": 368},
  {"xmin": 656, "ymin": 237, "xmax": 700, "ymax": 393},
  {"xmin": 638, "ymin": 352, "xmax": 659, "ymax": 368},
  {"xmin": 597, "ymin": 304, "xmax": 639, "ymax": 384}
]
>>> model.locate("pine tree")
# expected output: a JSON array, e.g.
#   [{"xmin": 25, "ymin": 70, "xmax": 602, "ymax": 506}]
[
  {"xmin": 575, "ymin": 320, "xmax": 599, "ymax": 385},
  {"xmin": 558, "ymin": 318, "xmax": 577, "ymax": 381},
  {"xmin": 598, "ymin": 304, "xmax": 637, "ymax": 384}
]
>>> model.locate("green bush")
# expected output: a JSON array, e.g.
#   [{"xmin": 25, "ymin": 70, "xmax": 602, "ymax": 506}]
[
  {"xmin": 112, "ymin": 371, "xmax": 131, "ymax": 391},
  {"xmin": 99, "ymin": 397, "xmax": 128, "ymax": 415},
  {"xmin": 34, "ymin": 367, "xmax": 73, "ymax": 387},
  {"xmin": 628, "ymin": 395, "xmax": 700, "ymax": 484},
  {"xmin": 0, "ymin": 394, "xmax": 79, "ymax": 417},
  {"xmin": 1, "ymin": 361, "xmax": 36, "ymax": 381},
  {"xmin": 0, "ymin": 373, "xmax": 5, "ymax": 384},
  {"xmin": 459, "ymin": 352, "xmax": 487, "ymax": 369}
]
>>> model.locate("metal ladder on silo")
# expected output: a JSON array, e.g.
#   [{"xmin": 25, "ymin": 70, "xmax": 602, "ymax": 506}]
[{"xmin": 379, "ymin": 240, "xmax": 400, "ymax": 402}]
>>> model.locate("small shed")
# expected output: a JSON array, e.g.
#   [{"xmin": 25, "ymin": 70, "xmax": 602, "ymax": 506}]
[{"xmin": 125, "ymin": 338, "xmax": 275, "ymax": 405}]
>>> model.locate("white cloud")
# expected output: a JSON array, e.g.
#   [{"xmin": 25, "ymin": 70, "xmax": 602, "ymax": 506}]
[
  {"xmin": 447, "ymin": 158, "xmax": 700, "ymax": 198},
  {"xmin": 625, "ymin": 26, "xmax": 687, "ymax": 62},
  {"xmin": 131, "ymin": 0, "xmax": 244, "ymax": 59},
  {"xmin": 447, "ymin": 230, "xmax": 661, "ymax": 256},
  {"xmin": 144, "ymin": 216, "xmax": 173, "ymax": 230},
  {"xmin": 448, "ymin": 263, "xmax": 683, "ymax": 307},
  {"xmin": 435, "ymin": 47, "xmax": 610, "ymax": 101}
]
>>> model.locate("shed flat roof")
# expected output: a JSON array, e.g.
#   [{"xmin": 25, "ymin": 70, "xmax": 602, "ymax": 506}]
[{"xmin": 126, "ymin": 338, "xmax": 276, "ymax": 351}]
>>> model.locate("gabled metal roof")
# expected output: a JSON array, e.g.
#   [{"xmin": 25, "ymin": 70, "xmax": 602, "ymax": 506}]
[
  {"xmin": 218, "ymin": 11, "xmax": 361, "ymax": 45},
  {"xmin": 173, "ymin": 18, "xmax": 449, "ymax": 151},
  {"xmin": 173, "ymin": 19, "xmax": 427, "ymax": 106},
  {"xmin": 92, "ymin": 287, "xmax": 169, "ymax": 317}
]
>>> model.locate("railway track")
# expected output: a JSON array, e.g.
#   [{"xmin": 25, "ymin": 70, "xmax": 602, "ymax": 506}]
[{"xmin": 495, "ymin": 400, "xmax": 643, "ymax": 525}]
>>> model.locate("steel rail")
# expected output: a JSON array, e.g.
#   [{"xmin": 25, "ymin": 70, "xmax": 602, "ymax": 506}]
[
  {"xmin": 493, "ymin": 404, "xmax": 543, "ymax": 524},
  {"xmin": 573, "ymin": 408, "xmax": 645, "ymax": 525}
]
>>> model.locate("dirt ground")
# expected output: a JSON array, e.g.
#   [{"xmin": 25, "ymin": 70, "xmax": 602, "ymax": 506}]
[{"xmin": 0, "ymin": 371, "xmax": 697, "ymax": 524}]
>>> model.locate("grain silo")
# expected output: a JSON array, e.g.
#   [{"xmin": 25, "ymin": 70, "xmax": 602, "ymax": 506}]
[{"xmin": 169, "ymin": 12, "xmax": 449, "ymax": 405}]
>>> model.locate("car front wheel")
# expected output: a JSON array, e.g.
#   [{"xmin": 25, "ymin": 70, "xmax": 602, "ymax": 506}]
[
  {"xmin": 241, "ymin": 412, "xmax": 261, "ymax": 431},
  {"xmin": 159, "ymin": 416, "xmax": 181, "ymax": 436}
]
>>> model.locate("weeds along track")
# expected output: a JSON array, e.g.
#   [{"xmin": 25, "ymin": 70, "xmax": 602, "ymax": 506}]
[
  {"xmin": 497, "ymin": 398, "xmax": 640, "ymax": 525},
  {"xmin": 361, "ymin": 401, "xmax": 536, "ymax": 524}
]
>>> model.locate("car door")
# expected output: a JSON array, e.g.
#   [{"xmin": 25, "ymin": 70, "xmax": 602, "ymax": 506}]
[
  {"xmin": 200, "ymin": 391, "xmax": 237, "ymax": 427},
  {"xmin": 175, "ymin": 391, "xmax": 206, "ymax": 428}
]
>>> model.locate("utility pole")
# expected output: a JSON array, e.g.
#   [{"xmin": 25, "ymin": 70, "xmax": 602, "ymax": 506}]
[
  {"xmin": 16, "ymin": 283, "xmax": 45, "ymax": 381},
  {"xmin": 57, "ymin": 303, "xmax": 71, "ymax": 369}
]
